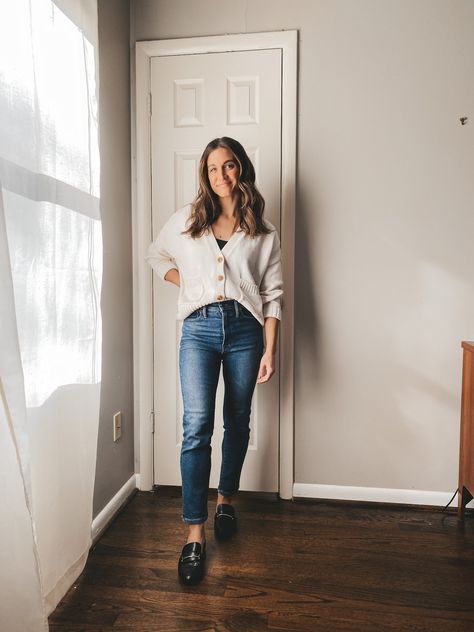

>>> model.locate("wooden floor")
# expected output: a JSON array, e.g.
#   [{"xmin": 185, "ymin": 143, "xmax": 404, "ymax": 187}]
[{"xmin": 49, "ymin": 488, "xmax": 474, "ymax": 631}]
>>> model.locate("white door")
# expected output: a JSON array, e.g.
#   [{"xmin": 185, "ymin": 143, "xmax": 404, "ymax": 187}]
[{"xmin": 150, "ymin": 48, "xmax": 282, "ymax": 492}]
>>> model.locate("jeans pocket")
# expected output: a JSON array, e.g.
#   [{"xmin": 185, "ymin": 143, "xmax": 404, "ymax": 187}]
[{"xmin": 185, "ymin": 309, "xmax": 201, "ymax": 320}]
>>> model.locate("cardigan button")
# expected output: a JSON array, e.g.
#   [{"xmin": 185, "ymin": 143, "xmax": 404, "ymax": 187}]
[
  {"xmin": 216, "ymin": 294, "xmax": 224, "ymax": 301},
  {"xmin": 217, "ymin": 256, "xmax": 223, "ymax": 262},
  {"xmin": 217, "ymin": 275, "xmax": 224, "ymax": 281}
]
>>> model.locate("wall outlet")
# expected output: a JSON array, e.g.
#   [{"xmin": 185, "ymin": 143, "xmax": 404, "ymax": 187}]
[{"xmin": 113, "ymin": 411, "xmax": 122, "ymax": 442}]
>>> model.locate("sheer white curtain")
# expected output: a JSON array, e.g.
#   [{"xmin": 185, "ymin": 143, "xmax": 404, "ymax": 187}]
[
  {"xmin": 0, "ymin": 0, "xmax": 101, "ymax": 629},
  {"xmin": 0, "ymin": 191, "xmax": 48, "ymax": 631}
]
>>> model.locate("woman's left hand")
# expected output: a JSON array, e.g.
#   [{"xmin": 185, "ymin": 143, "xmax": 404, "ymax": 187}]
[{"xmin": 256, "ymin": 350, "xmax": 276, "ymax": 384}]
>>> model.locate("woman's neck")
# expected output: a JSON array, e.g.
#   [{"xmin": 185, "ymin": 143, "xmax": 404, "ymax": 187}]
[{"xmin": 217, "ymin": 195, "xmax": 238, "ymax": 219}]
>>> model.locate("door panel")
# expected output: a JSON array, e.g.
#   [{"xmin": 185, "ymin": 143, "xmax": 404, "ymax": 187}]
[{"xmin": 151, "ymin": 48, "xmax": 281, "ymax": 492}]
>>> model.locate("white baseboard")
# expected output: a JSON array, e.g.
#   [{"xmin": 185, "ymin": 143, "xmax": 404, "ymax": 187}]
[
  {"xmin": 91, "ymin": 473, "xmax": 138, "ymax": 544},
  {"xmin": 293, "ymin": 482, "xmax": 472, "ymax": 508}
]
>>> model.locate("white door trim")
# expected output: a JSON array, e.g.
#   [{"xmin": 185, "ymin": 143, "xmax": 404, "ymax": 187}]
[{"xmin": 131, "ymin": 30, "xmax": 297, "ymax": 499}]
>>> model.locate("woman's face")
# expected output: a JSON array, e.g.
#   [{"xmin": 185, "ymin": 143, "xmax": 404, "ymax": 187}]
[{"xmin": 206, "ymin": 147, "xmax": 239, "ymax": 200}]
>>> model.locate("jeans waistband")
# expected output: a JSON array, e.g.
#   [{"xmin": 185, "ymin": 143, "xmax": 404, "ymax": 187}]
[{"xmin": 198, "ymin": 300, "xmax": 240, "ymax": 317}]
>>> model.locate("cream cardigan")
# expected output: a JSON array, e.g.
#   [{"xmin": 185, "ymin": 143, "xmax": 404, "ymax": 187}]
[{"xmin": 145, "ymin": 205, "xmax": 283, "ymax": 325}]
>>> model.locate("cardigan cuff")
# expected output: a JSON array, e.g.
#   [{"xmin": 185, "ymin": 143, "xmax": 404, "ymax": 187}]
[
  {"xmin": 263, "ymin": 301, "xmax": 281, "ymax": 320},
  {"xmin": 146, "ymin": 256, "xmax": 178, "ymax": 282},
  {"xmin": 158, "ymin": 263, "xmax": 179, "ymax": 282}
]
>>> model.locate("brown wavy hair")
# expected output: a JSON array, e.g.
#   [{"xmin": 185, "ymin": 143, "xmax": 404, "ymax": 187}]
[{"xmin": 182, "ymin": 137, "xmax": 272, "ymax": 238}]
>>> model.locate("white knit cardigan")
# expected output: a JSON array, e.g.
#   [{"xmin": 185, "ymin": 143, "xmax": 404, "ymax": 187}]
[{"xmin": 145, "ymin": 205, "xmax": 283, "ymax": 325}]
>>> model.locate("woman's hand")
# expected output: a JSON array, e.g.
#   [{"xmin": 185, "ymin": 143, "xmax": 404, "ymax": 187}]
[
  {"xmin": 257, "ymin": 317, "xmax": 278, "ymax": 383},
  {"xmin": 257, "ymin": 350, "xmax": 276, "ymax": 384},
  {"xmin": 164, "ymin": 268, "xmax": 180, "ymax": 287}
]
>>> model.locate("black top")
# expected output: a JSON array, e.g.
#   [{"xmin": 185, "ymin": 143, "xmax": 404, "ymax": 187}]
[{"xmin": 216, "ymin": 238, "xmax": 228, "ymax": 250}]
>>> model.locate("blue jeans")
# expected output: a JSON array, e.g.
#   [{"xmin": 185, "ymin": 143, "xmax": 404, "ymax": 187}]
[{"xmin": 178, "ymin": 299, "xmax": 264, "ymax": 524}]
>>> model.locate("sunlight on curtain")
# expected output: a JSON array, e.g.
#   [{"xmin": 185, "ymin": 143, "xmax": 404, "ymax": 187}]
[
  {"xmin": 0, "ymin": 192, "xmax": 48, "ymax": 632},
  {"xmin": 0, "ymin": 0, "xmax": 101, "ymax": 408},
  {"xmin": 4, "ymin": 193, "xmax": 102, "ymax": 408},
  {"xmin": 0, "ymin": 0, "xmax": 101, "ymax": 626}
]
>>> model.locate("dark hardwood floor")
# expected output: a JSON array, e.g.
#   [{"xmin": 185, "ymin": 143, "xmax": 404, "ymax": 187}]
[{"xmin": 49, "ymin": 488, "xmax": 474, "ymax": 631}]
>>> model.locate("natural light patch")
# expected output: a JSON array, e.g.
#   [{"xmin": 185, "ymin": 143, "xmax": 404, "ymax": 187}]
[
  {"xmin": 4, "ymin": 192, "xmax": 102, "ymax": 408},
  {"xmin": 0, "ymin": 0, "xmax": 101, "ymax": 408},
  {"xmin": 389, "ymin": 260, "xmax": 470, "ymax": 386},
  {"xmin": 0, "ymin": 0, "xmax": 100, "ymax": 197}
]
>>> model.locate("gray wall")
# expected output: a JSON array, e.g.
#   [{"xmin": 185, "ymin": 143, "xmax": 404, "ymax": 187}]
[
  {"xmin": 93, "ymin": 0, "xmax": 134, "ymax": 518},
  {"xmin": 131, "ymin": 0, "xmax": 474, "ymax": 496}
]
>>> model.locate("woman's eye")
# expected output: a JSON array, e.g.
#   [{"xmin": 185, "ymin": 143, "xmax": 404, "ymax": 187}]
[{"xmin": 226, "ymin": 163, "xmax": 235, "ymax": 170}]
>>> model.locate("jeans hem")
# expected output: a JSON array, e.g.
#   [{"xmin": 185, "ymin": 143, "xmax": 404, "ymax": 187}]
[
  {"xmin": 181, "ymin": 515, "xmax": 208, "ymax": 524},
  {"xmin": 217, "ymin": 489, "xmax": 238, "ymax": 497}
]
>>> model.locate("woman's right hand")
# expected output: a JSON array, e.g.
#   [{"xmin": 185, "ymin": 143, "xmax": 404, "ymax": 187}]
[{"xmin": 164, "ymin": 268, "xmax": 180, "ymax": 287}]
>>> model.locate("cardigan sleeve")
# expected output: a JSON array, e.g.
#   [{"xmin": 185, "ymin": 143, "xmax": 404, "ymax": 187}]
[
  {"xmin": 145, "ymin": 214, "xmax": 179, "ymax": 281},
  {"xmin": 260, "ymin": 230, "xmax": 283, "ymax": 320}
]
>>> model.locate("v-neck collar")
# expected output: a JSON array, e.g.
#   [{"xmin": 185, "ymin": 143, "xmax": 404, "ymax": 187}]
[{"xmin": 206, "ymin": 226, "xmax": 245, "ymax": 258}]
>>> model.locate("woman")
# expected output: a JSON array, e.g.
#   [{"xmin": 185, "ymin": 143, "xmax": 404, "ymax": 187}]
[{"xmin": 146, "ymin": 136, "xmax": 283, "ymax": 585}]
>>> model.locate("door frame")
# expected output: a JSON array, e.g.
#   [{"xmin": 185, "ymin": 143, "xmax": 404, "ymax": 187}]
[{"xmin": 132, "ymin": 30, "xmax": 297, "ymax": 499}]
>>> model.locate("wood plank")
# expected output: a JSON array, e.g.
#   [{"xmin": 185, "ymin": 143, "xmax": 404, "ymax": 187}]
[{"xmin": 49, "ymin": 490, "xmax": 474, "ymax": 631}]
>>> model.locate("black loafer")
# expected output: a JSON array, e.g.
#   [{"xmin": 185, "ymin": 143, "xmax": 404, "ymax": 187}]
[
  {"xmin": 178, "ymin": 541, "xmax": 206, "ymax": 585},
  {"xmin": 214, "ymin": 503, "xmax": 237, "ymax": 540}
]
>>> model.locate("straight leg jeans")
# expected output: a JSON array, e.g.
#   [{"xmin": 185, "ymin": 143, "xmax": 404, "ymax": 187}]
[{"xmin": 178, "ymin": 299, "xmax": 264, "ymax": 524}]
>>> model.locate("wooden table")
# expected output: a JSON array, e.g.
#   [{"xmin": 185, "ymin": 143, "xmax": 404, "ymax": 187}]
[{"xmin": 458, "ymin": 341, "xmax": 474, "ymax": 520}]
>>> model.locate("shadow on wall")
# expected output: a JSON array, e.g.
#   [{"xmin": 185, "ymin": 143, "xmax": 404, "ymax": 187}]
[{"xmin": 294, "ymin": 184, "xmax": 322, "ymax": 383}]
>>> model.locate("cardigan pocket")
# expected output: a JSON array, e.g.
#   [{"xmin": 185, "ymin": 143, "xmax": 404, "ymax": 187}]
[
  {"xmin": 239, "ymin": 277, "xmax": 260, "ymax": 296},
  {"xmin": 183, "ymin": 275, "xmax": 204, "ymax": 302}
]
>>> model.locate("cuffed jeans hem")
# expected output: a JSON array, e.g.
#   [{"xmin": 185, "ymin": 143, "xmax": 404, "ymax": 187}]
[
  {"xmin": 181, "ymin": 515, "xmax": 208, "ymax": 524},
  {"xmin": 217, "ymin": 489, "xmax": 238, "ymax": 497}
]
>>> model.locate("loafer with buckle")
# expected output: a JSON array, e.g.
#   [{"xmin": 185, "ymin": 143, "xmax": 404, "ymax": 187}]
[
  {"xmin": 178, "ymin": 541, "xmax": 206, "ymax": 585},
  {"xmin": 214, "ymin": 503, "xmax": 237, "ymax": 540}
]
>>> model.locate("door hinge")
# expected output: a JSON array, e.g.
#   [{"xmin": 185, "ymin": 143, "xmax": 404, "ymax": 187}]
[
  {"xmin": 150, "ymin": 410, "xmax": 155, "ymax": 434},
  {"xmin": 148, "ymin": 93, "xmax": 152, "ymax": 117}
]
